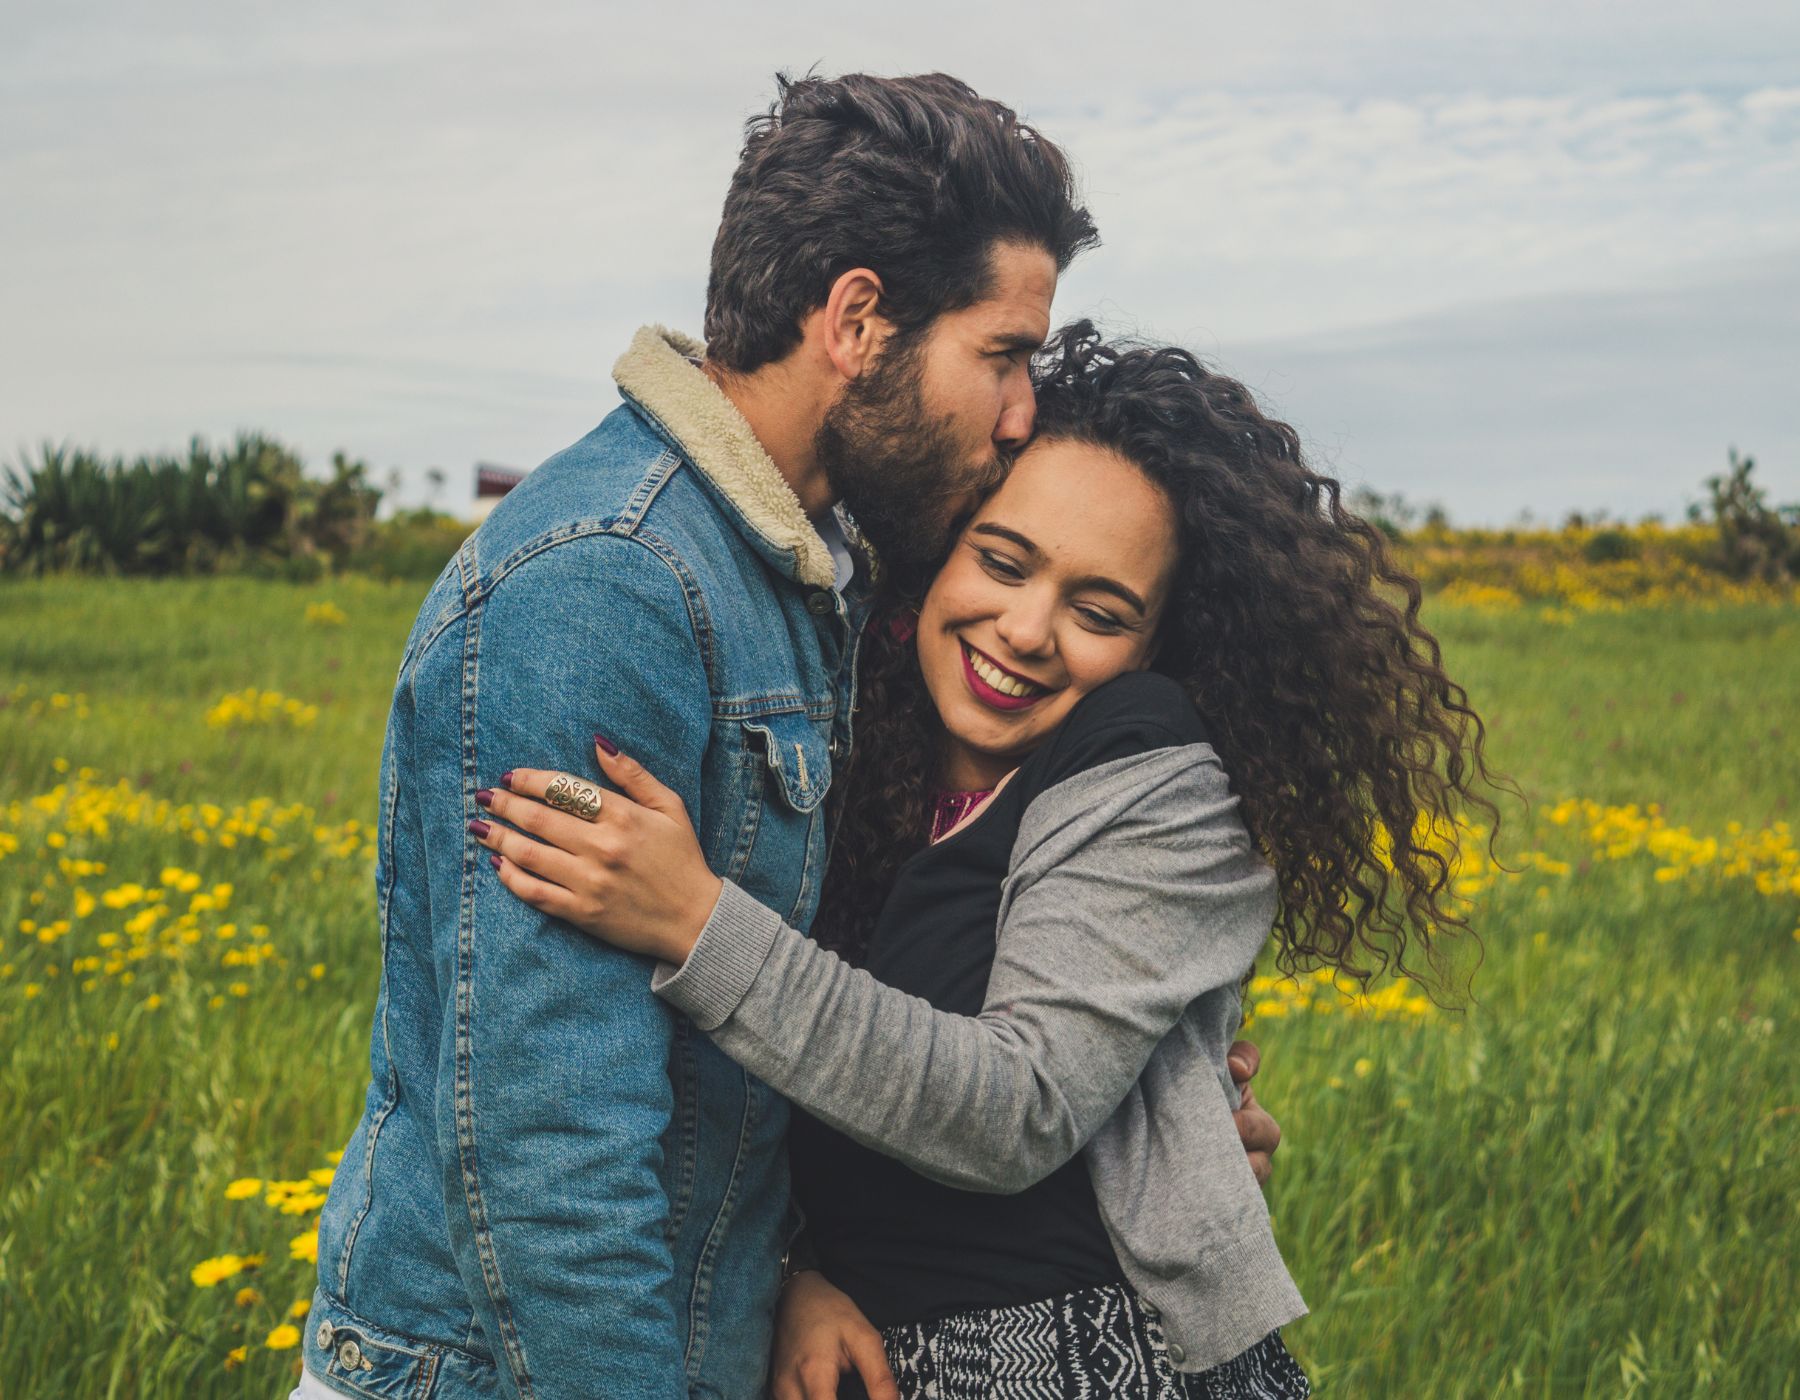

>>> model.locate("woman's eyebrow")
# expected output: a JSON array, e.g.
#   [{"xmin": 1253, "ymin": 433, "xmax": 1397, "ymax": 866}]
[
  {"xmin": 971, "ymin": 522, "xmax": 1040, "ymax": 555},
  {"xmin": 1076, "ymin": 576, "xmax": 1149, "ymax": 615},
  {"xmin": 971, "ymin": 523, "xmax": 1149, "ymax": 615}
]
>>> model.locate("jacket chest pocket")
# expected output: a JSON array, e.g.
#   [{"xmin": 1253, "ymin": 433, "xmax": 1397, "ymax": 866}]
[{"xmin": 722, "ymin": 711, "xmax": 832, "ymax": 927}]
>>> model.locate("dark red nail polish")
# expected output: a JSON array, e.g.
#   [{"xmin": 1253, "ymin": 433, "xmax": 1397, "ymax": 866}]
[
  {"xmin": 594, "ymin": 733, "xmax": 619, "ymax": 757},
  {"xmin": 475, "ymin": 788, "xmax": 494, "ymax": 807},
  {"xmin": 489, "ymin": 854, "xmax": 502, "ymax": 869},
  {"xmin": 500, "ymin": 770, "xmax": 514, "ymax": 788},
  {"xmin": 468, "ymin": 819, "xmax": 490, "ymax": 838}
]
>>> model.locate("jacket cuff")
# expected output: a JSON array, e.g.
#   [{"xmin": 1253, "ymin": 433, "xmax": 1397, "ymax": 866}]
[{"xmin": 649, "ymin": 878, "xmax": 784, "ymax": 1030}]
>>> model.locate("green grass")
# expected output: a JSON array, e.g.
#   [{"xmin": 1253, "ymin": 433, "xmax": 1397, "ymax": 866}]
[{"xmin": 0, "ymin": 578, "xmax": 1795, "ymax": 1396}]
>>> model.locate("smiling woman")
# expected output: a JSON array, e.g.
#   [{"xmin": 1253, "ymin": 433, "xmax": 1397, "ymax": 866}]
[
  {"xmin": 820, "ymin": 320, "xmax": 1504, "ymax": 980},
  {"xmin": 914, "ymin": 437, "xmax": 1180, "ymax": 789}
]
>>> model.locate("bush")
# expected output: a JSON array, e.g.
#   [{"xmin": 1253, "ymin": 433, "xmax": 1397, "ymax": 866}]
[
  {"xmin": 1688, "ymin": 449, "xmax": 1799, "ymax": 583},
  {"xmin": 342, "ymin": 510, "xmax": 471, "ymax": 581},
  {"xmin": 0, "ymin": 436, "xmax": 381, "ymax": 577},
  {"xmin": 1582, "ymin": 529, "xmax": 1639, "ymax": 564}
]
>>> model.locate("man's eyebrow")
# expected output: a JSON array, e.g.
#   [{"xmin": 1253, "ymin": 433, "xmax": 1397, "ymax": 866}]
[
  {"xmin": 971, "ymin": 523, "xmax": 1150, "ymax": 615},
  {"xmin": 989, "ymin": 331, "xmax": 1044, "ymax": 353}
]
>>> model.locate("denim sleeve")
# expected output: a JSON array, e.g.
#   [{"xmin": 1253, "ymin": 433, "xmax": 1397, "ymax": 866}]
[{"xmin": 442, "ymin": 534, "xmax": 708, "ymax": 1400}]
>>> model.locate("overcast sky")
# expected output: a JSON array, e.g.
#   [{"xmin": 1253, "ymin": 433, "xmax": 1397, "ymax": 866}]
[{"xmin": 3, "ymin": 1, "xmax": 1796, "ymax": 522}]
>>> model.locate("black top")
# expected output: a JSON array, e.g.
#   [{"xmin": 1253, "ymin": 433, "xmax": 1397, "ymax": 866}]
[{"xmin": 790, "ymin": 671, "xmax": 1208, "ymax": 1328}]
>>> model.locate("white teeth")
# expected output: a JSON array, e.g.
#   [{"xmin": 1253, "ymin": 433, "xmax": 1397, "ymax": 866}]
[{"xmin": 965, "ymin": 644, "xmax": 1044, "ymax": 699}]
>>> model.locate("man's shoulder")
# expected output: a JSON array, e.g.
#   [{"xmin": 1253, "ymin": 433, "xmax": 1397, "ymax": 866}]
[{"xmin": 468, "ymin": 403, "xmax": 745, "ymax": 595}]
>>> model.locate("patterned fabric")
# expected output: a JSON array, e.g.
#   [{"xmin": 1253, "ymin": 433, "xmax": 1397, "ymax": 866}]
[
  {"xmin": 880, "ymin": 1283, "xmax": 1309, "ymax": 1399},
  {"xmin": 929, "ymin": 787, "xmax": 996, "ymax": 843}
]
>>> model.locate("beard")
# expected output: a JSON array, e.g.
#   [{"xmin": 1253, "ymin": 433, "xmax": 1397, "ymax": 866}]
[{"xmin": 813, "ymin": 331, "xmax": 1008, "ymax": 582}]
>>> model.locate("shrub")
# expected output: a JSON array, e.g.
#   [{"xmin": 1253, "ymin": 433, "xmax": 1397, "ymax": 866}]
[
  {"xmin": 0, "ymin": 436, "xmax": 380, "ymax": 576},
  {"xmin": 1688, "ymin": 449, "xmax": 1799, "ymax": 583}
]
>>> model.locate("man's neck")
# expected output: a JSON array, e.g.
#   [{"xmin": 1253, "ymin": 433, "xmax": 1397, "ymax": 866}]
[{"xmin": 702, "ymin": 358, "xmax": 837, "ymax": 521}]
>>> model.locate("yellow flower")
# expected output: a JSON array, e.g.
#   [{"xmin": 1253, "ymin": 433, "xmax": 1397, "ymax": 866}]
[
  {"xmin": 264, "ymin": 1324, "xmax": 301, "ymax": 1350},
  {"xmin": 1353, "ymin": 1058, "xmax": 1374, "ymax": 1079},
  {"xmin": 223, "ymin": 1345, "xmax": 248, "ymax": 1370},
  {"xmin": 224, "ymin": 1177, "xmax": 264, "ymax": 1200},
  {"xmin": 290, "ymin": 1229, "xmax": 319, "ymax": 1263},
  {"xmin": 190, "ymin": 1254, "xmax": 248, "ymax": 1287},
  {"xmin": 234, "ymin": 1286, "xmax": 261, "ymax": 1307},
  {"xmin": 289, "ymin": 1298, "xmax": 313, "ymax": 1319}
]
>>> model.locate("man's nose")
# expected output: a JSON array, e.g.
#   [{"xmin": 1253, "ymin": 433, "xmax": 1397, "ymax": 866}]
[{"xmin": 993, "ymin": 377, "xmax": 1037, "ymax": 451}]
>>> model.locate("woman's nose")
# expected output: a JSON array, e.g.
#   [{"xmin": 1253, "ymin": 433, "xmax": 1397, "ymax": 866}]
[{"xmin": 994, "ymin": 598, "xmax": 1055, "ymax": 658}]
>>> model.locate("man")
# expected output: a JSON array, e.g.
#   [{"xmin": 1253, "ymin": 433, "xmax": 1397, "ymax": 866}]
[{"xmin": 301, "ymin": 72, "xmax": 1280, "ymax": 1400}]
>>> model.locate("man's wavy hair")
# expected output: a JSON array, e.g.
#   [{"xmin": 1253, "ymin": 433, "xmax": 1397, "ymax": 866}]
[
  {"xmin": 704, "ymin": 72, "xmax": 1098, "ymax": 373},
  {"xmin": 816, "ymin": 322, "xmax": 1505, "ymax": 990}
]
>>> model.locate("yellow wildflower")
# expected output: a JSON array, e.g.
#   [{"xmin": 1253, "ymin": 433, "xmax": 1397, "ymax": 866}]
[{"xmin": 190, "ymin": 1254, "xmax": 249, "ymax": 1287}]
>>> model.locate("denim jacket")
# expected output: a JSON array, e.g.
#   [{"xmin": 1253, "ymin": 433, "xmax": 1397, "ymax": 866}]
[{"xmin": 306, "ymin": 326, "xmax": 873, "ymax": 1399}]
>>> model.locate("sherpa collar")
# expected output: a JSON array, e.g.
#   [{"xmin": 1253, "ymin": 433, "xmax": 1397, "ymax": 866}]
[{"xmin": 612, "ymin": 325, "xmax": 839, "ymax": 590}]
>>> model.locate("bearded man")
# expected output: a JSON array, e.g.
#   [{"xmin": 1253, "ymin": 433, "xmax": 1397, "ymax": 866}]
[{"xmin": 301, "ymin": 72, "xmax": 1279, "ymax": 1400}]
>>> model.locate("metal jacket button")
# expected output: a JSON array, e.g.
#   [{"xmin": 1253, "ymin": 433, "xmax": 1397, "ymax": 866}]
[
  {"xmin": 315, "ymin": 1321, "xmax": 333, "ymax": 1351},
  {"xmin": 1167, "ymin": 1342, "xmax": 1186, "ymax": 1365},
  {"xmin": 337, "ymin": 1338, "xmax": 366, "ymax": 1371},
  {"xmin": 806, "ymin": 591, "xmax": 834, "ymax": 617}
]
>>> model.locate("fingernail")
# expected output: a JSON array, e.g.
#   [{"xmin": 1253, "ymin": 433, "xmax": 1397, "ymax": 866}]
[
  {"xmin": 594, "ymin": 733, "xmax": 619, "ymax": 757},
  {"xmin": 500, "ymin": 770, "xmax": 514, "ymax": 788},
  {"xmin": 467, "ymin": 819, "xmax": 490, "ymax": 838},
  {"xmin": 489, "ymin": 854, "xmax": 501, "ymax": 869},
  {"xmin": 475, "ymin": 789, "xmax": 494, "ymax": 807}
]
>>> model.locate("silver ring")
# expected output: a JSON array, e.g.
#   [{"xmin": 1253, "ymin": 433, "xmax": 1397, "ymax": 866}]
[{"xmin": 543, "ymin": 773, "xmax": 603, "ymax": 822}]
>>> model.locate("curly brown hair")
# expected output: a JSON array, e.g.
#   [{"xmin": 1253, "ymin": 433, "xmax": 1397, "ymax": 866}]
[{"xmin": 816, "ymin": 321, "xmax": 1504, "ymax": 990}]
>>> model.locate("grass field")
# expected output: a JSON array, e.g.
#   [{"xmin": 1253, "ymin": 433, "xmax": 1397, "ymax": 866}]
[{"xmin": 1, "ymin": 575, "xmax": 1796, "ymax": 1396}]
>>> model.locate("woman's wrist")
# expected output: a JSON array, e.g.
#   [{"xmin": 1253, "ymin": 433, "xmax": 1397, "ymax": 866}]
[{"xmin": 658, "ymin": 872, "xmax": 724, "ymax": 966}]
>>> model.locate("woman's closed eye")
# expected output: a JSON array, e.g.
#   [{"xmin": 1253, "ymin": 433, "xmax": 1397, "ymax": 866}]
[
  {"xmin": 1075, "ymin": 604, "xmax": 1129, "ymax": 633},
  {"xmin": 975, "ymin": 547, "xmax": 1025, "ymax": 581}
]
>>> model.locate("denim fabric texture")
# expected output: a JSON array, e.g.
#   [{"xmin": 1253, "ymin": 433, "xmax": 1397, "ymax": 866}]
[{"xmin": 307, "ymin": 327, "xmax": 873, "ymax": 1399}]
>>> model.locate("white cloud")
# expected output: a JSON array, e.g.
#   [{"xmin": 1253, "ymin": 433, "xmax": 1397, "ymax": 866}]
[
  {"xmin": 1055, "ymin": 87, "xmax": 1800, "ymax": 341},
  {"xmin": 1, "ymin": 2, "xmax": 1797, "ymax": 520}
]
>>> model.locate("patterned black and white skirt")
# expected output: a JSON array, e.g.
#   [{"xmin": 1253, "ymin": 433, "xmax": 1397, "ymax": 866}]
[{"xmin": 876, "ymin": 1283, "xmax": 1309, "ymax": 1399}]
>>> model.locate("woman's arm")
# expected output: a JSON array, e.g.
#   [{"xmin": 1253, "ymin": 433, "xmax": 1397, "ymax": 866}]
[
  {"xmin": 472, "ymin": 738, "xmax": 1275, "ymax": 1193},
  {"xmin": 654, "ymin": 743, "xmax": 1276, "ymax": 1193}
]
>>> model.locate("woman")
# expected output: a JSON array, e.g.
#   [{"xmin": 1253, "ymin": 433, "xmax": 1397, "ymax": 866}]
[{"xmin": 470, "ymin": 324, "xmax": 1498, "ymax": 1397}]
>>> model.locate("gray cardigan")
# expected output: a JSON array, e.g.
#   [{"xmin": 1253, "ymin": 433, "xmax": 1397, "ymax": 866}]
[{"xmin": 650, "ymin": 743, "xmax": 1307, "ymax": 1372}]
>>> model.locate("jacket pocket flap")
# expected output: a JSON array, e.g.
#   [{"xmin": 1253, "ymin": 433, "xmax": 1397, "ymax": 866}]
[{"xmin": 743, "ymin": 712, "xmax": 832, "ymax": 812}]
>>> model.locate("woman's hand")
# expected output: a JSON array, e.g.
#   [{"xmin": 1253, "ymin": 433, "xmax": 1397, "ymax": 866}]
[
  {"xmin": 1228, "ymin": 1039, "xmax": 1282, "ymax": 1188},
  {"xmin": 770, "ymin": 1271, "xmax": 898, "ymax": 1400},
  {"xmin": 470, "ymin": 737, "xmax": 723, "ymax": 967}
]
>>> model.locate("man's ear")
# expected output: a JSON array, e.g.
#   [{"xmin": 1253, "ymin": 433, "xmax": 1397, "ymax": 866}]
[{"xmin": 820, "ymin": 267, "xmax": 890, "ymax": 381}]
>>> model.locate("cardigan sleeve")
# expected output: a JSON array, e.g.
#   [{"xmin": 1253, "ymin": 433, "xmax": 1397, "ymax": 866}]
[{"xmin": 650, "ymin": 742, "xmax": 1276, "ymax": 1194}]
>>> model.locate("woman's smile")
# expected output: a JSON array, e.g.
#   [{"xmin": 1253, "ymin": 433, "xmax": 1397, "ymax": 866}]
[{"xmin": 959, "ymin": 639, "xmax": 1055, "ymax": 711}]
